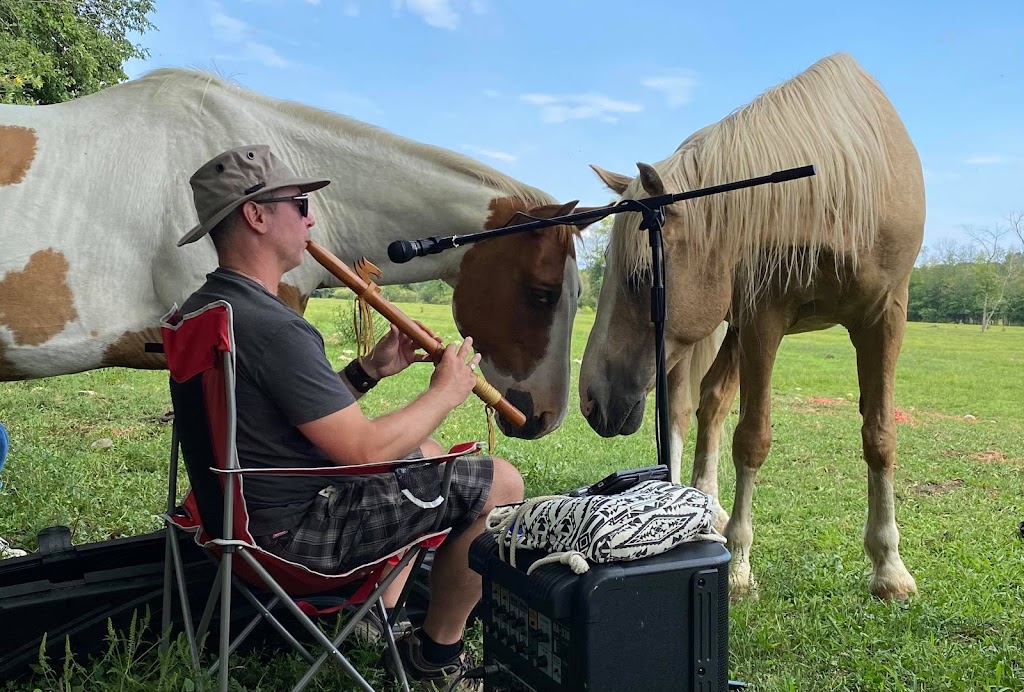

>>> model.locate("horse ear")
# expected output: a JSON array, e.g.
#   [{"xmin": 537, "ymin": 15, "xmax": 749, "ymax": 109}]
[
  {"xmin": 637, "ymin": 162, "xmax": 666, "ymax": 197},
  {"xmin": 525, "ymin": 200, "xmax": 579, "ymax": 220},
  {"xmin": 590, "ymin": 164, "xmax": 632, "ymax": 194},
  {"xmin": 564, "ymin": 206, "xmax": 606, "ymax": 231}
]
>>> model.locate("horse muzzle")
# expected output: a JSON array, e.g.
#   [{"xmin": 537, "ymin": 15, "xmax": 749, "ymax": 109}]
[{"xmin": 581, "ymin": 389, "xmax": 646, "ymax": 437}]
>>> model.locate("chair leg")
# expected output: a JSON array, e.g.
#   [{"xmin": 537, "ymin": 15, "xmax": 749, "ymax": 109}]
[
  {"xmin": 237, "ymin": 550, "xmax": 376, "ymax": 692},
  {"xmin": 295, "ymin": 546, "xmax": 424, "ymax": 692},
  {"xmin": 162, "ymin": 529, "xmax": 173, "ymax": 653},
  {"xmin": 197, "ymin": 560, "xmax": 225, "ymax": 642},
  {"xmin": 223, "ymin": 581, "xmax": 316, "ymax": 664},
  {"xmin": 377, "ymin": 598, "xmax": 412, "ymax": 692},
  {"xmin": 167, "ymin": 526, "xmax": 201, "ymax": 669},
  {"xmin": 218, "ymin": 548, "xmax": 234, "ymax": 692}
]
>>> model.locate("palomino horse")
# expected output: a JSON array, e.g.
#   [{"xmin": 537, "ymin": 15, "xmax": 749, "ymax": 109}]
[
  {"xmin": 579, "ymin": 52, "xmax": 924, "ymax": 601},
  {"xmin": 0, "ymin": 68, "xmax": 594, "ymax": 439}
]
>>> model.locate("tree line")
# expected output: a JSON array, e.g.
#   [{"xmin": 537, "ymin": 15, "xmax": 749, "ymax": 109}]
[{"xmin": 909, "ymin": 214, "xmax": 1023, "ymax": 330}]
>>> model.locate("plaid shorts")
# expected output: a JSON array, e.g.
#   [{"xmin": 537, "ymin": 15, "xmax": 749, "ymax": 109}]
[{"xmin": 254, "ymin": 454, "xmax": 493, "ymax": 574}]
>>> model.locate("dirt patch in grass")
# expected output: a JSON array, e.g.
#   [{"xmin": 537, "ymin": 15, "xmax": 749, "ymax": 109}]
[
  {"xmin": 807, "ymin": 397, "xmax": 847, "ymax": 406},
  {"xmin": 911, "ymin": 479, "xmax": 964, "ymax": 495},
  {"xmin": 971, "ymin": 450, "xmax": 1008, "ymax": 463},
  {"xmin": 894, "ymin": 407, "xmax": 915, "ymax": 424},
  {"xmin": 942, "ymin": 449, "xmax": 1018, "ymax": 465},
  {"xmin": 799, "ymin": 397, "xmax": 914, "ymax": 424}
]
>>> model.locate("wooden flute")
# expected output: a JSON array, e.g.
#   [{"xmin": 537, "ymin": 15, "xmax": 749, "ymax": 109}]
[{"xmin": 306, "ymin": 240, "xmax": 527, "ymax": 428}]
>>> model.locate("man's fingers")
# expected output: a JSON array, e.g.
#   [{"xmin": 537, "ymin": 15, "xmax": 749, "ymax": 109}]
[{"xmin": 415, "ymin": 320, "xmax": 442, "ymax": 344}]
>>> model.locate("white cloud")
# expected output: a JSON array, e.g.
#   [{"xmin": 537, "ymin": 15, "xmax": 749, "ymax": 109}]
[
  {"xmin": 464, "ymin": 145, "xmax": 517, "ymax": 163},
  {"xmin": 393, "ymin": 0, "xmax": 459, "ymax": 30},
  {"xmin": 210, "ymin": 6, "xmax": 246, "ymax": 41},
  {"xmin": 209, "ymin": 3, "xmax": 290, "ymax": 69},
  {"xmin": 483, "ymin": 88, "xmax": 500, "ymax": 98},
  {"xmin": 642, "ymin": 71, "xmax": 698, "ymax": 107},
  {"xmin": 343, "ymin": 2, "xmax": 360, "ymax": 16},
  {"xmin": 305, "ymin": 0, "xmax": 322, "ymax": 4},
  {"xmin": 964, "ymin": 154, "xmax": 1009, "ymax": 165},
  {"xmin": 521, "ymin": 92, "xmax": 643, "ymax": 124},
  {"xmin": 244, "ymin": 43, "xmax": 289, "ymax": 68}
]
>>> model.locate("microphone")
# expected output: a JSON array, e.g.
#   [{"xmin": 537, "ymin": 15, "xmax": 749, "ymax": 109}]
[{"xmin": 387, "ymin": 236, "xmax": 454, "ymax": 263}]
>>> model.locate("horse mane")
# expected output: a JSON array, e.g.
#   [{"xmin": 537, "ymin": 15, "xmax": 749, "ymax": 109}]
[
  {"xmin": 611, "ymin": 52, "xmax": 895, "ymax": 304},
  {"xmin": 133, "ymin": 68, "xmax": 578, "ymax": 244}
]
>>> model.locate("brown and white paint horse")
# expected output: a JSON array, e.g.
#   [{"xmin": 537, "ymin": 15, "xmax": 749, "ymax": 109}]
[
  {"xmin": 580, "ymin": 52, "xmax": 924, "ymax": 601},
  {"xmin": 0, "ymin": 69, "xmax": 592, "ymax": 439}
]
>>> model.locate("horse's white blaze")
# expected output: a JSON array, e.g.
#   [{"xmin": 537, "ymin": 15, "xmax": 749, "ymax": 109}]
[{"xmin": 475, "ymin": 254, "xmax": 580, "ymax": 436}]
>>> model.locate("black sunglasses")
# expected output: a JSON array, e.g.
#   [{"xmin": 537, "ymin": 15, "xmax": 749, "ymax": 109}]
[{"xmin": 257, "ymin": 193, "xmax": 309, "ymax": 218}]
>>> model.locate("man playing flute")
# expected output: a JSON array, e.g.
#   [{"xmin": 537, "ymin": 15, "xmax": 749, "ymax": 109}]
[{"xmin": 177, "ymin": 144, "xmax": 525, "ymax": 688}]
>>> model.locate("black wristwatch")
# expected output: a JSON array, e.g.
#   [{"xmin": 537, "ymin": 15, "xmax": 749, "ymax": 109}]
[{"xmin": 344, "ymin": 358, "xmax": 379, "ymax": 393}]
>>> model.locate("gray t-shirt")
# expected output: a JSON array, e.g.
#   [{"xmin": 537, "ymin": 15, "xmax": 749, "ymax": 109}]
[{"xmin": 181, "ymin": 268, "xmax": 356, "ymax": 535}]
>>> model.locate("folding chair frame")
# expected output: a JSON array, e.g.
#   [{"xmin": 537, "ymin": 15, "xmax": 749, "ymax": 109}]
[{"xmin": 158, "ymin": 301, "xmax": 478, "ymax": 692}]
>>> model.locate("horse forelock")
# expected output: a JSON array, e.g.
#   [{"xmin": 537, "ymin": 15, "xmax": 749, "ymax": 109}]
[{"xmin": 611, "ymin": 52, "xmax": 896, "ymax": 306}]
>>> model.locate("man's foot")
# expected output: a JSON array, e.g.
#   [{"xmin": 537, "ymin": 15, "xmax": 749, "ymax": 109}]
[
  {"xmin": 382, "ymin": 628, "xmax": 481, "ymax": 691},
  {"xmin": 349, "ymin": 610, "xmax": 411, "ymax": 645},
  {"xmin": 0, "ymin": 537, "xmax": 27, "ymax": 559}
]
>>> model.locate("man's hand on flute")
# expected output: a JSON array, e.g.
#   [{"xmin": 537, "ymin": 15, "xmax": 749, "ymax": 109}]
[{"xmin": 361, "ymin": 321, "xmax": 443, "ymax": 379}]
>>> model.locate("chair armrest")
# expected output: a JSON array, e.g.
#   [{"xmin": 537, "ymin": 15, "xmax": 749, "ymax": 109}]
[{"xmin": 210, "ymin": 441, "xmax": 484, "ymax": 477}]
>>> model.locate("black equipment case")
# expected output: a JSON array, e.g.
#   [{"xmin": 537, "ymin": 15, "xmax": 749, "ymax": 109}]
[
  {"xmin": 0, "ymin": 527, "xmax": 216, "ymax": 682},
  {"xmin": 469, "ymin": 532, "xmax": 731, "ymax": 692}
]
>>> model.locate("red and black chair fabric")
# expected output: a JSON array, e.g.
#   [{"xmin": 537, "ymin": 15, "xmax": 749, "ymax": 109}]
[{"xmin": 159, "ymin": 300, "xmax": 479, "ymax": 692}]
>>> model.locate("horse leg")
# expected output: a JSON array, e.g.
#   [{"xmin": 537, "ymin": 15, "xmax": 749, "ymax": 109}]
[
  {"xmin": 667, "ymin": 354, "xmax": 696, "ymax": 485},
  {"xmin": 692, "ymin": 324, "xmax": 739, "ymax": 533},
  {"xmin": 726, "ymin": 312, "xmax": 786, "ymax": 599},
  {"xmin": 849, "ymin": 294, "xmax": 918, "ymax": 601}
]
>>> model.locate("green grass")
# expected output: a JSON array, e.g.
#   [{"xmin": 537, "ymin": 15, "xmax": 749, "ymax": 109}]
[{"xmin": 2, "ymin": 300, "xmax": 1023, "ymax": 691}]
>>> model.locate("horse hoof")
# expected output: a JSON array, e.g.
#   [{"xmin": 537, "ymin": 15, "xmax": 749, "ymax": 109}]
[
  {"xmin": 729, "ymin": 573, "xmax": 759, "ymax": 601},
  {"xmin": 870, "ymin": 572, "xmax": 918, "ymax": 602}
]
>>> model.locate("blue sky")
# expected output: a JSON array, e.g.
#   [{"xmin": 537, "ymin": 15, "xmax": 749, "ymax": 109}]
[{"xmin": 125, "ymin": 0, "xmax": 1023, "ymax": 255}]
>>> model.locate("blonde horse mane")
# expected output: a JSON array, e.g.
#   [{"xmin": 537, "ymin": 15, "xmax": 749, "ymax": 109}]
[
  {"xmin": 133, "ymin": 68, "xmax": 578, "ymax": 244},
  {"xmin": 611, "ymin": 52, "xmax": 895, "ymax": 305}
]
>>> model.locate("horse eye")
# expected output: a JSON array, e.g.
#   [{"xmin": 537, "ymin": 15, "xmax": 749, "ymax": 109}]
[{"xmin": 529, "ymin": 287, "xmax": 559, "ymax": 307}]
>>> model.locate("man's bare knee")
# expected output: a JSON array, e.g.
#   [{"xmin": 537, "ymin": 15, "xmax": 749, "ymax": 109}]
[
  {"xmin": 420, "ymin": 438, "xmax": 444, "ymax": 457},
  {"xmin": 487, "ymin": 456, "xmax": 524, "ymax": 509}
]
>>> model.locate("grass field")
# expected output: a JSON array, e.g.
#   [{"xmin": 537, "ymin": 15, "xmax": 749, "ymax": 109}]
[{"xmin": 1, "ymin": 298, "xmax": 1022, "ymax": 691}]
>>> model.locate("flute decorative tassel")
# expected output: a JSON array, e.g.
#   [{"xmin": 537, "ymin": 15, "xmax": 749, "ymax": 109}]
[
  {"xmin": 353, "ymin": 258, "xmax": 381, "ymax": 358},
  {"xmin": 306, "ymin": 240, "xmax": 527, "ymax": 429}
]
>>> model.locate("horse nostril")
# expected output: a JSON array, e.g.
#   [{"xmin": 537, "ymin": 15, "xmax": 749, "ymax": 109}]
[
  {"xmin": 580, "ymin": 393, "xmax": 594, "ymax": 418},
  {"xmin": 503, "ymin": 389, "xmax": 535, "ymax": 428},
  {"xmin": 537, "ymin": 411, "xmax": 554, "ymax": 433}
]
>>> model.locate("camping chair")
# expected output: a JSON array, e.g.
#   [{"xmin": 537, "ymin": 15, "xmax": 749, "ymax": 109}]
[{"xmin": 158, "ymin": 300, "xmax": 481, "ymax": 692}]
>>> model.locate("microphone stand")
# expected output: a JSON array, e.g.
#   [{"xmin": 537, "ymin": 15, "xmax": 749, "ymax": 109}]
[{"xmin": 390, "ymin": 165, "xmax": 815, "ymax": 469}]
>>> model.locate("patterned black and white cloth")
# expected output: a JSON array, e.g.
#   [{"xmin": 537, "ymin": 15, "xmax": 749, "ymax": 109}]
[{"xmin": 485, "ymin": 480, "xmax": 726, "ymax": 575}]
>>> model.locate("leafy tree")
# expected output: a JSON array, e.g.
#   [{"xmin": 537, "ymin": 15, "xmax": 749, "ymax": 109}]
[
  {"xmin": 964, "ymin": 221, "xmax": 1022, "ymax": 331},
  {"xmin": 578, "ymin": 214, "xmax": 612, "ymax": 308},
  {"xmin": 908, "ymin": 218, "xmax": 1024, "ymax": 327},
  {"xmin": 0, "ymin": 0, "xmax": 155, "ymax": 105}
]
